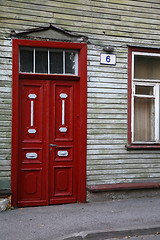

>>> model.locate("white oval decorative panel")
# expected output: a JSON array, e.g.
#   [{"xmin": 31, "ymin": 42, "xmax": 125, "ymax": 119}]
[
  {"xmin": 28, "ymin": 94, "xmax": 37, "ymax": 99},
  {"xmin": 28, "ymin": 129, "xmax": 37, "ymax": 134},
  {"xmin": 60, "ymin": 93, "xmax": 68, "ymax": 99},
  {"xmin": 59, "ymin": 127, "xmax": 67, "ymax": 133},
  {"xmin": 58, "ymin": 151, "xmax": 68, "ymax": 157},
  {"xmin": 26, "ymin": 152, "xmax": 38, "ymax": 159}
]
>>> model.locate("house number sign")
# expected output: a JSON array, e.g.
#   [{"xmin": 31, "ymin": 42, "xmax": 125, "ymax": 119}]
[{"xmin": 100, "ymin": 54, "xmax": 116, "ymax": 65}]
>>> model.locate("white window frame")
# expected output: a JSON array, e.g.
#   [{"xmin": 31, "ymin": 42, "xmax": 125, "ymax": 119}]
[{"xmin": 131, "ymin": 51, "xmax": 160, "ymax": 144}]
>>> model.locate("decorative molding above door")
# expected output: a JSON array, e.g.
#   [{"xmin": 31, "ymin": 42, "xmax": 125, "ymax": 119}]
[{"xmin": 10, "ymin": 24, "xmax": 88, "ymax": 43}]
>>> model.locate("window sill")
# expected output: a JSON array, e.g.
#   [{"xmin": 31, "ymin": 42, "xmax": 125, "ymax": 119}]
[{"xmin": 126, "ymin": 144, "xmax": 160, "ymax": 150}]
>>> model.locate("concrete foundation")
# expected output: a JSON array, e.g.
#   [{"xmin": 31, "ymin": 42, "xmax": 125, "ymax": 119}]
[{"xmin": 87, "ymin": 189, "xmax": 160, "ymax": 202}]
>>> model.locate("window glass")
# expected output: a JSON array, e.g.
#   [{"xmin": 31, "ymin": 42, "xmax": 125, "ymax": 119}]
[
  {"xmin": 134, "ymin": 98, "xmax": 155, "ymax": 142},
  {"xmin": 35, "ymin": 50, "xmax": 48, "ymax": 73},
  {"xmin": 135, "ymin": 85, "xmax": 153, "ymax": 95},
  {"xmin": 50, "ymin": 51, "xmax": 63, "ymax": 74},
  {"xmin": 65, "ymin": 52, "xmax": 75, "ymax": 74},
  {"xmin": 19, "ymin": 48, "xmax": 78, "ymax": 75},
  {"xmin": 134, "ymin": 55, "xmax": 160, "ymax": 80},
  {"xmin": 20, "ymin": 49, "xmax": 33, "ymax": 73}
]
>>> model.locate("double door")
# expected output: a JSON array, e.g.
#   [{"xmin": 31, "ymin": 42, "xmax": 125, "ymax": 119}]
[{"xmin": 18, "ymin": 79, "xmax": 79, "ymax": 206}]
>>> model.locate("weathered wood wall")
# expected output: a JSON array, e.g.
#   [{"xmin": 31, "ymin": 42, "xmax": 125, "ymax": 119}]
[{"xmin": 1, "ymin": 0, "xmax": 160, "ymax": 189}]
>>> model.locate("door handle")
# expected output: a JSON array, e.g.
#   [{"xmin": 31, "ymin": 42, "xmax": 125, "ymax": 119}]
[{"xmin": 50, "ymin": 144, "xmax": 57, "ymax": 147}]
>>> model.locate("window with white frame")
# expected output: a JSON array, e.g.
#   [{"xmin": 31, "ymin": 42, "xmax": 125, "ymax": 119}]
[
  {"xmin": 132, "ymin": 51, "xmax": 160, "ymax": 144},
  {"xmin": 19, "ymin": 47, "xmax": 78, "ymax": 75}
]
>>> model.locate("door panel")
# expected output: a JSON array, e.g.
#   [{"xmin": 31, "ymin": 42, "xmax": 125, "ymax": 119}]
[
  {"xmin": 21, "ymin": 84, "xmax": 44, "ymax": 143},
  {"xmin": 53, "ymin": 167, "xmax": 73, "ymax": 196},
  {"xmin": 55, "ymin": 84, "xmax": 73, "ymax": 140},
  {"xmin": 20, "ymin": 168, "xmax": 42, "ymax": 199}
]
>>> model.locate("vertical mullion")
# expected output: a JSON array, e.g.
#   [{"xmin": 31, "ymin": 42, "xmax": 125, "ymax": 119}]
[
  {"xmin": 63, "ymin": 50, "xmax": 65, "ymax": 74},
  {"xmin": 155, "ymin": 84, "xmax": 159, "ymax": 142},
  {"xmin": 33, "ymin": 48, "xmax": 35, "ymax": 73}
]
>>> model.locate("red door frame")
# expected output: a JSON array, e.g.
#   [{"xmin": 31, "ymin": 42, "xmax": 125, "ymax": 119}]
[{"xmin": 12, "ymin": 39, "xmax": 87, "ymax": 207}]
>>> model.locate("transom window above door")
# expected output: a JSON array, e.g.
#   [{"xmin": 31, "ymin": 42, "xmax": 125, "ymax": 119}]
[{"xmin": 19, "ymin": 47, "xmax": 78, "ymax": 75}]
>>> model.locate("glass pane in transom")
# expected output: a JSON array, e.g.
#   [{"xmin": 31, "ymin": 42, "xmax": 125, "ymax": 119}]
[
  {"xmin": 65, "ymin": 52, "xmax": 76, "ymax": 74},
  {"xmin": 20, "ymin": 49, "xmax": 33, "ymax": 73},
  {"xmin": 50, "ymin": 51, "xmax": 63, "ymax": 74},
  {"xmin": 35, "ymin": 49, "xmax": 48, "ymax": 73}
]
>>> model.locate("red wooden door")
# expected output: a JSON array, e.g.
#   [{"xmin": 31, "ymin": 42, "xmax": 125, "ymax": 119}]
[
  {"xmin": 18, "ymin": 79, "xmax": 78, "ymax": 206},
  {"xmin": 49, "ymin": 80, "xmax": 77, "ymax": 204}
]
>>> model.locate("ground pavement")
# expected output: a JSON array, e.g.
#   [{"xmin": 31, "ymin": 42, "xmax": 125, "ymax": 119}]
[{"xmin": 0, "ymin": 196, "xmax": 160, "ymax": 240}]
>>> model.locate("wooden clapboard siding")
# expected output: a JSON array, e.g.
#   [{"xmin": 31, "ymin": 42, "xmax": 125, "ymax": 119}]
[
  {"xmin": 0, "ymin": 35, "xmax": 12, "ymax": 189},
  {"xmin": 1, "ymin": 0, "xmax": 160, "ymax": 189}
]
